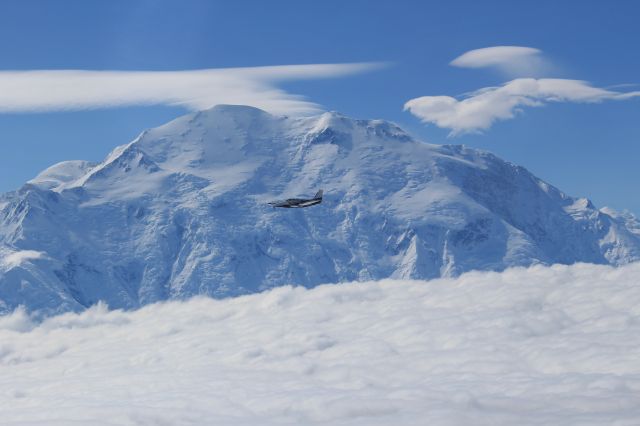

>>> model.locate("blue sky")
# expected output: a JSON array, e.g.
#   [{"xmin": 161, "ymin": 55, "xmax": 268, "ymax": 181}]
[{"xmin": 1, "ymin": 0, "xmax": 639, "ymax": 214}]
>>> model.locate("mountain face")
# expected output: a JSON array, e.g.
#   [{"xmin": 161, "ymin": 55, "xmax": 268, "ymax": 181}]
[{"xmin": 1, "ymin": 105, "xmax": 639, "ymax": 315}]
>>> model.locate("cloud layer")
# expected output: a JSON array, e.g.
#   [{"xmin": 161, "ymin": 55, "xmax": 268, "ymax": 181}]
[
  {"xmin": 405, "ymin": 78, "xmax": 640, "ymax": 135},
  {"xmin": 1, "ymin": 262, "xmax": 640, "ymax": 425},
  {"xmin": 0, "ymin": 63, "xmax": 380, "ymax": 115},
  {"xmin": 450, "ymin": 46, "xmax": 550, "ymax": 77}
]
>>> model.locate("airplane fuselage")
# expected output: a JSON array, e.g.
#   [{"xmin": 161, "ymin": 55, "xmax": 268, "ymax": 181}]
[{"xmin": 277, "ymin": 198, "xmax": 322, "ymax": 208}]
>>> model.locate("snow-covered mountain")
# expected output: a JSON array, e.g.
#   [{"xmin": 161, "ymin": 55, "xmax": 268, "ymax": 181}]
[{"xmin": 1, "ymin": 105, "xmax": 639, "ymax": 314}]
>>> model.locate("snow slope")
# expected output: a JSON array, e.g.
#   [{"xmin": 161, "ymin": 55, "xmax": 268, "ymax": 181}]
[
  {"xmin": 0, "ymin": 105, "xmax": 639, "ymax": 314},
  {"xmin": 1, "ymin": 263, "xmax": 640, "ymax": 425}
]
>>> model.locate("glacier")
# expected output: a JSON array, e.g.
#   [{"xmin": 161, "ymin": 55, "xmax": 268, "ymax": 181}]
[{"xmin": 1, "ymin": 104, "xmax": 639, "ymax": 315}]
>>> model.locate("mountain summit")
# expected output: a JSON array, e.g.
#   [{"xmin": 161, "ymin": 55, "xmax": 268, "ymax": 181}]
[{"xmin": 1, "ymin": 105, "xmax": 639, "ymax": 314}]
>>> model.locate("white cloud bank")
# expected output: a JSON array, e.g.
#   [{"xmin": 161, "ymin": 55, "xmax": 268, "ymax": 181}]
[
  {"xmin": 0, "ymin": 63, "xmax": 381, "ymax": 115},
  {"xmin": 450, "ymin": 46, "xmax": 550, "ymax": 77},
  {"xmin": 2, "ymin": 262, "xmax": 640, "ymax": 425},
  {"xmin": 405, "ymin": 78, "xmax": 640, "ymax": 136}
]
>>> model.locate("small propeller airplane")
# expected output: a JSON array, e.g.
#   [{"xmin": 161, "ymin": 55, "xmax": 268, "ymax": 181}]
[{"xmin": 268, "ymin": 190, "xmax": 323, "ymax": 208}]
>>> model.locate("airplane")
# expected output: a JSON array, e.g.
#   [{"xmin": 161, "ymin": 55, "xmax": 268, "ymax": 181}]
[{"xmin": 268, "ymin": 189, "xmax": 323, "ymax": 208}]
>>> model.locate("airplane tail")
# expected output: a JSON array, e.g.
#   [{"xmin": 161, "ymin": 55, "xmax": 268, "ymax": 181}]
[{"xmin": 314, "ymin": 189, "xmax": 323, "ymax": 200}]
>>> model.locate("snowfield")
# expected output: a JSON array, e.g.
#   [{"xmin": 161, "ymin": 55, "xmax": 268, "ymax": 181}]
[
  {"xmin": 2, "ymin": 105, "xmax": 640, "ymax": 315},
  {"xmin": 2, "ymin": 262, "xmax": 640, "ymax": 425}
]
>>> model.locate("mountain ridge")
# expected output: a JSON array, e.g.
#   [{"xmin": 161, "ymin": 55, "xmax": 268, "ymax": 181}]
[{"xmin": 1, "ymin": 104, "xmax": 639, "ymax": 315}]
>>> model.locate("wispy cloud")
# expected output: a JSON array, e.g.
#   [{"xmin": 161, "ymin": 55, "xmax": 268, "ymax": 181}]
[
  {"xmin": 0, "ymin": 63, "xmax": 382, "ymax": 115},
  {"xmin": 405, "ymin": 78, "xmax": 640, "ymax": 136},
  {"xmin": 450, "ymin": 46, "xmax": 551, "ymax": 77}
]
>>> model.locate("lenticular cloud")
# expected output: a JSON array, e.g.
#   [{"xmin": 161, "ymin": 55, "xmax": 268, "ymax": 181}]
[
  {"xmin": 450, "ymin": 46, "xmax": 549, "ymax": 77},
  {"xmin": 0, "ymin": 63, "xmax": 381, "ymax": 116},
  {"xmin": 405, "ymin": 78, "xmax": 640, "ymax": 135},
  {"xmin": 2, "ymin": 262, "xmax": 640, "ymax": 425}
]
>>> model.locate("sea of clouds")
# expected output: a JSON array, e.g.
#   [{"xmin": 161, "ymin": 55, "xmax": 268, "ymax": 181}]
[{"xmin": 1, "ymin": 262, "xmax": 640, "ymax": 425}]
